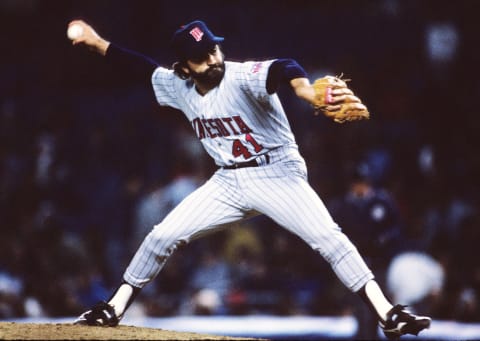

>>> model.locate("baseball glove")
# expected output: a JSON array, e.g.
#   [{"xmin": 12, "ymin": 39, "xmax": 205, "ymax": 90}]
[{"xmin": 312, "ymin": 75, "xmax": 370, "ymax": 124}]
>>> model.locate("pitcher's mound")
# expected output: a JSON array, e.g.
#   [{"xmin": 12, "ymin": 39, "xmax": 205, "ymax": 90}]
[{"xmin": 0, "ymin": 322, "xmax": 258, "ymax": 340}]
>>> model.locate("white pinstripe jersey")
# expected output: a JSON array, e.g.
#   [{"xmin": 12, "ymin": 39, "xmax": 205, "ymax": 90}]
[{"xmin": 151, "ymin": 60, "xmax": 298, "ymax": 167}]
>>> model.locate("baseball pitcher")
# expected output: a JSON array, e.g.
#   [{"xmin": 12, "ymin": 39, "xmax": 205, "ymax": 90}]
[{"xmin": 68, "ymin": 19, "xmax": 430, "ymax": 339}]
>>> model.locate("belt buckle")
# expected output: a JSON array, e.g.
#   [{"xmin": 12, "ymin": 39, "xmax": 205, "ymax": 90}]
[
  {"xmin": 256, "ymin": 154, "xmax": 270, "ymax": 166},
  {"xmin": 224, "ymin": 153, "xmax": 269, "ymax": 170}
]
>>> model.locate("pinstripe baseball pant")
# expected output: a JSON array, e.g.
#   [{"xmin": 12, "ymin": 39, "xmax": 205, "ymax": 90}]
[{"xmin": 124, "ymin": 146, "xmax": 374, "ymax": 292}]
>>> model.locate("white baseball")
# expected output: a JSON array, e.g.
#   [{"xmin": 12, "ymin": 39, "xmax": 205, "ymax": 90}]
[{"xmin": 67, "ymin": 24, "xmax": 84, "ymax": 40}]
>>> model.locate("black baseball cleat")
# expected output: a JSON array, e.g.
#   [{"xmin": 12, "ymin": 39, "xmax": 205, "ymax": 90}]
[
  {"xmin": 379, "ymin": 304, "xmax": 431, "ymax": 339},
  {"xmin": 74, "ymin": 301, "xmax": 121, "ymax": 327}
]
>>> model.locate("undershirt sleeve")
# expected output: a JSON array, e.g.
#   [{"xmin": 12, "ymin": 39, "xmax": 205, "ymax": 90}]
[
  {"xmin": 105, "ymin": 43, "xmax": 160, "ymax": 87},
  {"xmin": 266, "ymin": 58, "xmax": 308, "ymax": 94}
]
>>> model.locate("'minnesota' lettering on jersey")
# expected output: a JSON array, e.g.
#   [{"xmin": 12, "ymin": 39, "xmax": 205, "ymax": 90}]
[{"xmin": 191, "ymin": 115, "xmax": 253, "ymax": 139}]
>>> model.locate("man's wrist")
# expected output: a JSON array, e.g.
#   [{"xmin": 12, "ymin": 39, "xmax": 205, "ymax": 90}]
[{"xmin": 96, "ymin": 39, "xmax": 111, "ymax": 56}]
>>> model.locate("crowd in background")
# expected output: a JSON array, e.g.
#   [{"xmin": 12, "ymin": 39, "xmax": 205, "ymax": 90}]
[{"xmin": 0, "ymin": 0, "xmax": 479, "ymax": 327}]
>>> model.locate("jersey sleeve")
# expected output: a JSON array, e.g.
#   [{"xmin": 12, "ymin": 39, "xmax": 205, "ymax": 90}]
[
  {"xmin": 151, "ymin": 67, "xmax": 182, "ymax": 109},
  {"xmin": 237, "ymin": 60, "xmax": 276, "ymax": 99}
]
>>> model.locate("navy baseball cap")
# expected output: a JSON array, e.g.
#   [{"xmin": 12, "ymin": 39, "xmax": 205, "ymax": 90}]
[{"xmin": 171, "ymin": 20, "xmax": 224, "ymax": 61}]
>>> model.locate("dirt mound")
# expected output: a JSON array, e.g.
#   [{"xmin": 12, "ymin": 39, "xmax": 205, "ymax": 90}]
[{"xmin": 0, "ymin": 322, "xmax": 258, "ymax": 340}]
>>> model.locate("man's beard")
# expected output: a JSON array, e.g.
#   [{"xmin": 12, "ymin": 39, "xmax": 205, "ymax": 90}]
[{"xmin": 189, "ymin": 62, "xmax": 225, "ymax": 89}]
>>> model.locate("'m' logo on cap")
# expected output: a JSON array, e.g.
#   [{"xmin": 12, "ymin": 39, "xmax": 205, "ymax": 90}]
[{"xmin": 189, "ymin": 27, "xmax": 204, "ymax": 42}]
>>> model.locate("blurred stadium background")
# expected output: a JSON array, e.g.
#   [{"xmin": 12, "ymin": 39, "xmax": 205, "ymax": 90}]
[{"xmin": 1, "ymin": 0, "xmax": 479, "ymax": 339}]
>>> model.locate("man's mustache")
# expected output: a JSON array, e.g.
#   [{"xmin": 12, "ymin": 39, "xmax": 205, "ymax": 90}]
[{"xmin": 207, "ymin": 64, "xmax": 223, "ymax": 71}]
